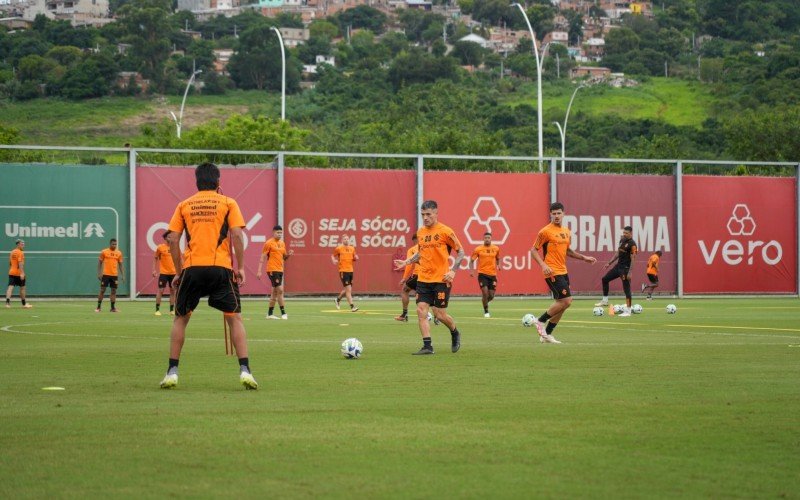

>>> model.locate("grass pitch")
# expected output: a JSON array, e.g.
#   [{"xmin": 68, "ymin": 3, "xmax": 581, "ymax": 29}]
[{"xmin": 1, "ymin": 297, "xmax": 798, "ymax": 498}]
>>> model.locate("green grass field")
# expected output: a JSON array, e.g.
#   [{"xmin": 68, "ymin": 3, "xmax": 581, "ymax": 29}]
[{"xmin": 1, "ymin": 297, "xmax": 798, "ymax": 498}]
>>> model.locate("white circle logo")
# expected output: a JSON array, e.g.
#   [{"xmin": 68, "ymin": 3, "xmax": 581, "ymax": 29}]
[{"xmin": 288, "ymin": 218, "xmax": 307, "ymax": 239}]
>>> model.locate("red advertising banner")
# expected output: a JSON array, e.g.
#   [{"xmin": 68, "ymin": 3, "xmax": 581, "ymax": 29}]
[
  {"xmin": 683, "ymin": 176, "xmax": 797, "ymax": 293},
  {"xmin": 423, "ymin": 171, "xmax": 550, "ymax": 295},
  {"xmin": 284, "ymin": 168, "xmax": 416, "ymax": 294},
  {"xmin": 558, "ymin": 173, "xmax": 677, "ymax": 294},
  {"xmin": 135, "ymin": 166, "xmax": 277, "ymax": 296}
]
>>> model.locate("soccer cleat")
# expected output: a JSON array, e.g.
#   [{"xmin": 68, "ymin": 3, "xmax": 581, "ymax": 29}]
[
  {"xmin": 542, "ymin": 334, "xmax": 562, "ymax": 344},
  {"xmin": 412, "ymin": 345, "xmax": 434, "ymax": 355},
  {"xmin": 110, "ymin": 308, "xmax": 119, "ymax": 313},
  {"xmin": 484, "ymin": 312, "xmax": 490, "ymax": 318},
  {"xmin": 94, "ymin": 308, "xmax": 101, "ymax": 313},
  {"xmin": 394, "ymin": 315, "xmax": 408, "ymax": 322},
  {"xmin": 154, "ymin": 310, "xmax": 162, "ymax": 316},
  {"xmin": 240, "ymin": 371, "xmax": 258, "ymax": 390},
  {"xmin": 160, "ymin": 373, "xmax": 178, "ymax": 389},
  {"xmin": 281, "ymin": 314, "xmax": 288, "ymax": 320},
  {"xmin": 533, "ymin": 319, "xmax": 547, "ymax": 341},
  {"xmin": 618, "ymin": 310, "xmax": 632, "ymax": 317},
  {"xmin": 267, "ymin": 315, "xmax": 280, "ymax": 320},
  {"xmin": 334, "ymin": 298, "xmax": 341, "ymax": 310},
  {"xmin": 451, "ymin": 330, "xmax": 461, "ymax": 353},
  {"xmin": 646, "ymin": 296, "xmax": 652, "ymax": 301},
  {"xmin": 5, "ymin": 304, "xmax": 10, "ymax": 308},
  {"xmin": 170, "ymin": 311, "xmax": 175, "ymax": 315},
  {"xmin": 21, "ymin": 304, "xmax": 32, "ymax": 309},
  {"xmin": 433, "ymin": 316, "xmax": 440, "ymax": 326},
  {"xmin": 641, "ymin": 283, "xmax": 646, "ymax": 292},
  {"xmin": 350, "ymin": 306, "xmax": 359, "ymax": 312},
  {"xmin": 595, "ymin": 300, "xmax": 608, "ymax": 307}
]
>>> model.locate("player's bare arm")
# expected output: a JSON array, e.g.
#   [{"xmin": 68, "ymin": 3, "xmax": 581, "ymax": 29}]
[
  {"xmin": 285, "ymin": 249, "xmax": 294, "ymax": 260},
  {"xmin": 256, "ymin": 252, "xmax": 265, "ymax": 279},
  {"xmin": 230, "ymin": 226, "xmax": 246, "ymax": 286},
  {"xmin": 530, "ymin": 247, "xmax": 552, "ymax": 276},
  {"xmin": 394, "ymin": 251, "xmax": 420, "ymax": 270},
  {"xmin": 468, "ymin": 256, "xmax": 477, "ymax": 277},
  {"xmin": 567, "ymin": 248, "xmax": 597, "ymax": 264},
  {"xmin": 444, "ymin": 247, "xmax": 465, "ymax": 283},
  {"xmin": 166, "ymin": 231, "xmax": 182, "ymax": 277},
  {"xmin": 604, "ymin": 253, "xmax": 619, "ymax": 269},
  {"xmin": 152, "ymin": 253, "xmax": 159, "ymax": 277},
  {"xmin": 97, "ymin": 259, "xmax": 103, "ymax": 280}
]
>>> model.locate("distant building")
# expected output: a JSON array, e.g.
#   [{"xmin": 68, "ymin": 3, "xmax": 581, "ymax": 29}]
[
  {"xmin": 20, "ymin": 0, "xmax": 110, "ymax": 26},
  {"xmin": 570, "ymin": 66, "xmax": 611, "ymax": 79},
  {"xmin": 458, "ymin": 33, "xmax": 489, "ymax": 48}
]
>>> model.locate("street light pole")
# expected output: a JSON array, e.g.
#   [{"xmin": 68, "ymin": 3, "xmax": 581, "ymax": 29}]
[
  {"xmin": 554, "ymin": 84, "xmax": 585, "ymax": 172},
  {"xmin": 171, "ymin": 69, "xmax": 202, "ymax": 139},
  {"xmin": 513, "ymin": 3, "xmax": 544, "ymax": 171},
  {"xmin": 270, "ymin": 26, "xmax": 286, "ymax": 121}
]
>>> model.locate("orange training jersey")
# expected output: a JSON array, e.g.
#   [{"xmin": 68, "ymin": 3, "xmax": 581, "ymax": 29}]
[
  {"xmin": 168, "ymin": 190, "xmax": 246, "ymax": 270},
  {"xmin": 99, "ymin": 248, "xmax": 123, "ymax": 276},
  {"xmin": 416, "ymin": 222, "xmax": 462, "ymax": 284},
  {"xmin": 333, "ymin": 245, "xmax": 357, "ymax": 273},
  {"xmin": 402, "ymin": 245, "xmax": 419, "ymax": 280},
  {"xmin": 471, "ymin": 244, "xmax": 500, "ymax": 276},
  {"xmin": 647, "ymin": 254, "xmax": 660, "ymax": 275},
  {"xmin": 533, "ymin": 223, "xmax": 571, "ymax": 276},
  {"xmin": 262, "ymin": 238, "xmax": 287, "ymax": 273},
  {"xmin": 8, "ymin": 248, "xmax": 23, "ymax": 276},
  {"xmin": 155, "ymin": 243, "xmax": 177, "ymax": 275}
]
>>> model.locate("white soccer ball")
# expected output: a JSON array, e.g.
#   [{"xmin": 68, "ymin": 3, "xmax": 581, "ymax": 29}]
[
  {"xmin": 666, "ymin": 304, "xmax": 677, "ymax": 314},
  {"xmin": 427, "ymin": 311, "xmax": 434, "ymax": 322},
  {"xmin": 613, "ymin": 304, "xmax": 624, "ymax": 315},
  {"xmin": 522, "ymin": 313, "xmax": 536, "ymax": 327},
  {"xmin": 632, "ymin": 304, "xmax": 643, "ymax": 314},
  {"xmin": 592, "ymin": 306, "xmax": 605, "ymax": 316},
  {"xmin": 341, "ymin": 338, "xmax": 363, "ymax": 359}
]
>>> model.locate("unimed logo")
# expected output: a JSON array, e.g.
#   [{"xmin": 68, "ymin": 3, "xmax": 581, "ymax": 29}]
[
  {"xmin": 698, "ymin": 204, "xmax": 783, "ymax": 266},
  {"xmin": 5, "ymin": 221, "xmax": 105, "ymax": 239}
]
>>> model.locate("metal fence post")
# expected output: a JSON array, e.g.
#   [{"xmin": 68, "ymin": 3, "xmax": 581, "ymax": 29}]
[
  {"xmin": 416, "ymin": 156, "xmax": 424, "ymax": 229},
  {"xmin": 549, "ymin": 157, "xmax": 558, "ymax": 203},
  {"xmin": 676, "ymin": 160, "xmax": 683, "ymax": 299},
  {"xmin": 277, "ymin": 152, "xmax": 285, "ymax": 227},
  {"xmin": 128, "ymin": 147, "xmax": 137, "ymax": 300}
]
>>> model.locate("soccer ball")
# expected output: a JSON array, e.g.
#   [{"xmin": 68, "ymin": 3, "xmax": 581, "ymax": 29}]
[
  {"xmin": 522, "ymin": 313, "xmax": 536, "ymax": 327},
  {"xmin": 427, "ymin": 311, "xmax": 434, "ymax": 322},
  {"xmin": 613, "ymin": 304, "xmax": 624, "ymax": 315},
  {"xmin": 632, "ymin": 304, "xmax": 643, "ymax": 314},
  {"xmin": 592, "ymin": 306, "xmax": 604, "ymax": 316},
  {"xmin": 666, "ymin": 304, "xmax": 677, "ymax": 314},
  {"xmin": 340, "ymin": 338, "xmax": 363, "ymax": 359}
]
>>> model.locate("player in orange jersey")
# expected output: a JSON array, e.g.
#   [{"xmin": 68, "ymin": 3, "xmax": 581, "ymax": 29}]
[
  {"xmin": 642, "ymin": 250, "xmax": 662, "ymax": 300},
  {"xmin": 6, "ymin": 239, "xmax": 32, "ymax": 309},
  {"xmin": 96, "ymin": 238, "xmax": 124, "ymax": 313},
  {"xmin": 159, "ymin": 162, "xmax": 258, "ymax": 390},
  {"xmin": 257, "ymin": 225, "xmax": 293, "ymax": 319},
  {"xmin": 332, "ymin": 235, "xmax": 359, "ymax": 312},
  {"xmin": 469, "ymin": 232, "xmax": 500, "ymax": 318},
  {"xmin": 394, "ymin": 200, "xmax": 465, "ymax": 355},
  {"xmin": 152, "ymin": 232, "xmax": 178, "ymax": 316},
  {"xmin": 395, "ymin": 234, "xmax": 419, "ymax": 322},
  {"xmin": 530, "ymin": 202, "xmax": 596, "ymax": 344}
]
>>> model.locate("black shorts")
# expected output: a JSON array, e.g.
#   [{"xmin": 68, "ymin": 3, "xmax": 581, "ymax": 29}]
[
  {"xmin": 175, "ymin": 266, "xmax": 241, "ymax": 316},
  {"xmin": 647, "ymin": 273, "xmax": 659, "ymax": 284},
  {"xmin": 603, "ymin": 267, "xmax": 630, "ymax": 282},
  {"xmin": 545, "ymin": 274, "xmax": 571, "ymax": 300},
  {"xmin": 404, "ymin": 275, "xmax": 418, "ymax": 291},
  {"xmin": 339, "ymin": 272, "xmax": 354, "ymax": 286},
  {"xmin": 7, "ymin": 275, "xmax": 25, "ymax": 287},
  {"xmin": 100, "ymin": 275, "xmax": 118, "ymax": 289},
  {"xmin": 416, "ymin": 281, "xmax": 451, "ymax": 309},
  {"xmin": 268, "ymin": 272, "xmax": 284, "ymax": 288},
  {"xmin": 478, "ymin": 273, "xmax": 497, "ymax": 290},
  {"xmin": 158, "ymin": 274, "xmax": 176, "ymax": 289}
]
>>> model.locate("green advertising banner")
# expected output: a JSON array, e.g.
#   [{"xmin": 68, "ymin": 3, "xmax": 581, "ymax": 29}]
[{"xmin": 0, "ymin": 164, "xmax": 129, "ymax": 296}]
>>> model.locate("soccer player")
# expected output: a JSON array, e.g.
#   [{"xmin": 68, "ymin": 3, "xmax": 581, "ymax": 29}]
[
  {"xmin": 595, "ymin": 225, "xmax": 638, "ymax": 317},
  {"xmin": 394, "ymin": 200, "xmax": 465, "ymax": 355},
  {"xmin": 96, "ymin": 238, "xmax": 124, "ymax": 313},
  {"xmin": 332, "ymin": 235, "xmax": 359, "ymax": 312},
  {"xmin": 6, "ymin": 239, "xmax": 32, "ymax": 309},
  {"xmin": 531, "ymin": 202, "xmax": 597, "ymax": 343},
  {"xmin": 642, "ymin": 250, "xmax": 662, "ymax": 300},
  {"xmin": 395, "ymin": 234, "xmax": 419, "ymax": 322},
  {"xmin": 159, "ymin": 162, "xmax": 257, "ymax": 390},
  {"xmin": 152, "ymin": 233, "xmax": 177, "ymax": 316},
  {"xmin": 469, "ymin": 232, "xmax": 500, "ymax": 318},
  {"xmin": 257, "ymin": 225, "xmax": 293, "ymax": 320}
]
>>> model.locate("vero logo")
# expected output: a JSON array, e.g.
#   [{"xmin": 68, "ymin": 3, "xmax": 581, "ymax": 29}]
[{"xmin": 698, "ymin": 204, "xmax": 783, "ymax": 266}]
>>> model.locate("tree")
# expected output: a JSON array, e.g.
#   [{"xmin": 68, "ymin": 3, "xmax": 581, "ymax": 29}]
[
  {"xmin": 116, "ymin": 0, "xmax": 174, "ymax": 85},
  {"xmin": 604, "ymin": 27, "xmax": 639, "ymax": 56},
  {"xmin": 228, "ymin": 24, "xmax": 301, "ymax": 92},
  {"xmin": 452, "ymin": 41, "xmax": 485, "ymax": 67},
  {"xmin": 724, "ymin": 107, "xmax": 800, "ymax": 161},
  {"xmin": 332, "ymin": 5, "xmax": 387, "ymax": 35}
]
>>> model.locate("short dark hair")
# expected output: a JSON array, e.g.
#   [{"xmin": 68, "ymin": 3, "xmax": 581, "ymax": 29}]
[
  {"xmin": 656, "ymin": 250, "xmax": 663, "ymax": 256},
  {"xmin": 484, "ymin": 232, "xmax": 492, "ymax": 236},
  {"xmin": 15, "ymin": 239, "xmax": 23, "ymax": 245},
  {"xmin": 196, "ymin": 162, "xmax": 220, "ymax": 191},
  {"xmin": 623, "ymin": 226, "xmax": 633, "ymax": 232},
  {"xmin": 421, "ymin": 200, "xmax": 438, "ymax": 210},
  {"xmin": 110, "ymin": 238, "xmax": 117, "ymax": 244},
  {"xmin": 273, "ymin": 225, "xmax": 283, "ymax": 231},
  {"xmin": 549, "ymin": 202, "xmax": 564, "ymax": 212}
]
